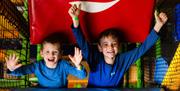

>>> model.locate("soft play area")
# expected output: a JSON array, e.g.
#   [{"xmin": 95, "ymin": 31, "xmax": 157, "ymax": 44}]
[{"xmin": 0, "ymin": 0, "xmax": 180, "ymax": 91}]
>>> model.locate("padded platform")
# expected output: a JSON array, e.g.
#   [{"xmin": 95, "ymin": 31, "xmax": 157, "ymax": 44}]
[{"xmin": 29, "ymin": 0, "xmax": 155, "ymax": 44}]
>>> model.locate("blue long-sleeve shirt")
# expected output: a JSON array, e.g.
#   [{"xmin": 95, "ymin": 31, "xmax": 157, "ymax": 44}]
[
  {"xmin": 72, "ymin": 25, "xmax": 159, "ymax": 87},
  {"xmin": 8, "ymin": 60, "xmax": 86, "ymax": 88}
]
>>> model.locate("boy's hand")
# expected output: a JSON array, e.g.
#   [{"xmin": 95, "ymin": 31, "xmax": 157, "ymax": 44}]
[
  {"xmin": 5, "ymin": 54, "xmax": 22, "ymax": 71},
  {"xmin": 68, "ymin": 4, "xmax": 81, "ymax": 28},
  {"xmin": 68, "ymin": 4, "xmax": 81, "ymax": 19},
  {"xmin": 154, "ymin": 10, "xmax": 168, "ymax": 32},
  {"xmin": 68, "ymin": 47, "xmax": 83, "ymax": 70}
]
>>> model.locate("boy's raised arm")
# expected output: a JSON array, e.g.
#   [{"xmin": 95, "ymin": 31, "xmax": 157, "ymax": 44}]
[
  {"xmin": 69, "ymin": 4, "xmax": 91, "ymax": 62},
  {"xmin": 119, "ymin": 11, "xmax": 168, "ymax": 72}
]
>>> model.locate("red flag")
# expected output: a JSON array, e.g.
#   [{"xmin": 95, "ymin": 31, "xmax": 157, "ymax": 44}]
[{"xmin": 29, "ymin": 0, "xmax": 155, "ymax": 44}]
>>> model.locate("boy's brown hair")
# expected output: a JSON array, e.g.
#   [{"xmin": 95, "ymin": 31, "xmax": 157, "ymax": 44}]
[
  {"xmin": 42, "ymin": 33, "xmax": 63, "ymax": 54},
  {"xmin": 98, "ymin": 28, "xmax": 122, "ymax": 45}
]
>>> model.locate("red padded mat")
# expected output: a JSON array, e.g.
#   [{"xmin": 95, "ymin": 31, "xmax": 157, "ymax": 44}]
[{"xmin": 28, "ymin": 0, "xmax": 155, "ymax": 44}]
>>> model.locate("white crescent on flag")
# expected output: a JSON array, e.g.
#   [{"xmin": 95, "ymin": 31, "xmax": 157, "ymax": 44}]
[{"xmin": 69, "ymin": 0, "xmax": 120, "ymax": 13}]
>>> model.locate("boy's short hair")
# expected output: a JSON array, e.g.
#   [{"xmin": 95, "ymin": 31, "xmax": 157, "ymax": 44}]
[
  {"xmin": 42, "ymin": 33, "xmax": 63, "ymax": 51},
  {"xmin": 98, "ymin": 28, "xmax": 122, "ymax": 44}
]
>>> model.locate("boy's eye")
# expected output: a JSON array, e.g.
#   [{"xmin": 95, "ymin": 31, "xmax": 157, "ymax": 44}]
[
  {"xmin": 102, "ymin": 43, "xmax": 108, "ymax": 47},
  {"xmin": 44, "ymin": 51, "xmax": 49, "ymax": 55},
  {"xmin": 112, "ymin": 42, "xmax": 118, "ymax": 46},
  {"xmin": 53, "ymin": 51, "xmax": 59, "ymax": 55},
  {"xmin": 46, "ymin": 51, "xmax": 49, "ymax": 54}
]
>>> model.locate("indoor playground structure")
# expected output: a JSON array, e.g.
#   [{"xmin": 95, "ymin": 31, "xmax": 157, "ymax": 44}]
[{"xmin": 0, "ymin": 0, "xmax": 180, "ymax": 91}]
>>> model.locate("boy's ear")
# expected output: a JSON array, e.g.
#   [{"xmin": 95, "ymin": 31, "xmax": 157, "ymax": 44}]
[{"xmin": 98, "ymin": 44, "xmax": 102, "ymax": 52}]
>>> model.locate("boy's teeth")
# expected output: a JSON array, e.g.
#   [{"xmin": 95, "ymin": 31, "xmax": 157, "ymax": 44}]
[{"xmin": 48, "ymin": 59, "xmax": 54, "ymax": 62}]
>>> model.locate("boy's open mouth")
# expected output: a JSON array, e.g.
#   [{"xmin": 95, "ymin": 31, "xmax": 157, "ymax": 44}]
[
  {"xmin": 107, "ymin": 51, "xmax": 115, "ymax": 54},
  {"xmin": 48, "ymin": 59, "xmax": 55, "ymax": 62}
]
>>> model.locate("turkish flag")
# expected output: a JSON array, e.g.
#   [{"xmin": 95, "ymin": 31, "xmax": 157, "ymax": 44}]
[{"xmin": 28, "ymin": 0, "xmax": 155, "ymax": 44}]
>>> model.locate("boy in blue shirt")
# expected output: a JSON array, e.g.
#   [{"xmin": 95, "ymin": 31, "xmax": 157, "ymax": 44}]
[
  {"xmin": 5, "ymin": 33, "xmax": 87, "ymax": 88},
  {"xmin": 68, "ymin": 4, "xmax": 168, "ymax": 87}
]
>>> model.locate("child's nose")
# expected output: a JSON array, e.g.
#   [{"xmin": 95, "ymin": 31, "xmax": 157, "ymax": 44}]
[{"xmin": 108, "ymin": 44, "xmax": 114, "ymax": 49}]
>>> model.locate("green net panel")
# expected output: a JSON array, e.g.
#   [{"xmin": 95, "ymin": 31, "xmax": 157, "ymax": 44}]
[{"xmin": 0, "ymin": 0, "xmax": 29, "ymax": 88}]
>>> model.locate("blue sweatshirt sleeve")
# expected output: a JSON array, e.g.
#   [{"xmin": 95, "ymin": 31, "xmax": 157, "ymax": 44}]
[
  {"xmin": 71, "ymin": 25, "xmax": 90, "ymax": 62},
  {"xmin": 119, "ymin": 29, "xmax": 159, "ymax": 70},
  {"xmin": 62, "ymin": 60, "xmax": 87, "ymax": 79},
  {"xmin": 7, "ymin": 63, "xmax": 36, "ymax": 76}
]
